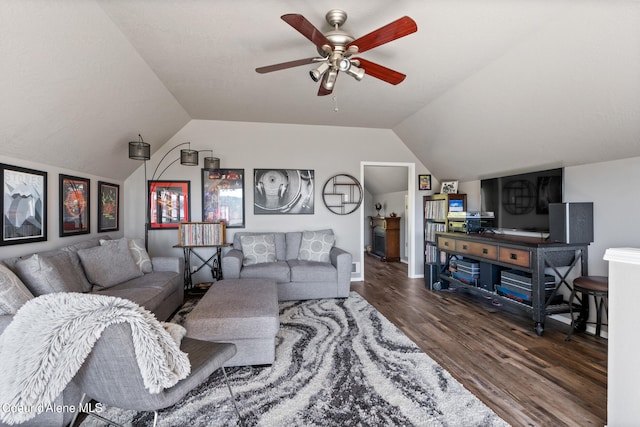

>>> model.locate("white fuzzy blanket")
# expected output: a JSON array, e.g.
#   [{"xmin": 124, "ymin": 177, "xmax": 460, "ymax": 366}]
[{"xmin": 0, "ymin": 293, "xmax": 190, "ymax": 425}]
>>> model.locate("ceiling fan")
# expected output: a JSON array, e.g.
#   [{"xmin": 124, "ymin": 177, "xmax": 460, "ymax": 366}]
[{"xmin": 255, "ymin": 9, "xmax": 417, "ymax": 96}]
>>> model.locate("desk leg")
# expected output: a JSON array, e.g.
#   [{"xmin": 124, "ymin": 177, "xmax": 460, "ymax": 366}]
[
  {"xmin": 182, "ymin": 248, "xmax": 193, "ymax": 290},
  {"xmin": 210, "ymin": 247, "xmax": 223, "ymax": 280}
]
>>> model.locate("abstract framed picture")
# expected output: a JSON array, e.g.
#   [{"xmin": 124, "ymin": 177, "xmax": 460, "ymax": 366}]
[
  {"xmin": 1, "ymin": 163, "xmax": 47, "ymax": 245},
  {"xmin": 202, "ymin": 169, "xmax": 245, "ymax": 228},
  {"xmin": 149, "ymin": 180, "xmax": 190, "ymax": 229},
  {"xmin": 97, "ymin": 181, "xmax": 119, "ymax": 232},
  {"xmin": 254, "ymin": 169, "xmax": 314, "ymax": 215},
  {"xmin": 440, "ymin": 180, "xmax": 459, "ymax": 194},
  {"xmin": 59, "ymin": 174, "xmax": 90, "ymax": 237},
  {"xmin": 418, "ymin": 174, "xmax": 431, "ymax": 191}
]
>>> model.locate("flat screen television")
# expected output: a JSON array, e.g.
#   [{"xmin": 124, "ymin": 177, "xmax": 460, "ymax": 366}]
[{"xmin": 480, "ymin": 168, "xmax": 563, "ymax": 234}]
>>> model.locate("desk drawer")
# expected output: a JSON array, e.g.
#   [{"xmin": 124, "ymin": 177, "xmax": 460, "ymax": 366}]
[
  {"xmin": 438, "ymin": 237, "xmax": 456, "ymax": 251},
  {"xmin": 499, "ymin": 247, "xmax": 531, "ymax": 268},
  {"xmin": 456, "ymin": 241, "xmax": 498, "ymax": 260}
]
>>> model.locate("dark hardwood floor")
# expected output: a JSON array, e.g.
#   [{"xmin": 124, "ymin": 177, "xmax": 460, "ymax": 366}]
[{"xmin": 351, "ymin": 255, "xmax": 607, "ymax": 427}]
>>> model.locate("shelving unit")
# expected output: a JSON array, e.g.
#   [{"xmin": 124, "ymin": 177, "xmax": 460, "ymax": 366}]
[{"xmin": 423, "ymin": 193, "xmax": 466, "ymax": 288}]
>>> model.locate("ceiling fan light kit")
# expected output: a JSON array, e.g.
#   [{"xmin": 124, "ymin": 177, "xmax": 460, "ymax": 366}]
[{"xmin": 256, "ymin": 9, "xmax": 417, "ymax": 96}]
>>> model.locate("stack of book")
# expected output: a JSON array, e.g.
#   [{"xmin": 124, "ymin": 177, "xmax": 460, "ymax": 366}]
[{"xmin": 178, "ymin": 222, "xmax": 226, "ymax": 246}]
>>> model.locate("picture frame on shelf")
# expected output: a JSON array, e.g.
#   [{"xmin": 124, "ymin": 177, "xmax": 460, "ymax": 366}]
[
  {"xmin": 97, "ymin": 181, "xmax": 119, "ymax": 232},
  {"xmin": 418, "ymin": 174, "xmax": 431, "ymax": 191},
  {"xmin": 1, "ymin": 163, "xmax": 47, "ymax": 245},
  {"xmin": 440, "ymin": 180, "xmax": 459, "ymax": 194},
  {"xmin": 148, "ymin": 180, "xmax": 190, "ymax": 229},
  {"xmin": 59, "ymin": 174, "xmax": 90, "ymax": 237},
  {"xmin": 202, "ymin": 169, "xmax": 245, "ymax": 228},
  {"xmin": 254, "ymin": 169, "xmax": 314, "ymax": 215}
]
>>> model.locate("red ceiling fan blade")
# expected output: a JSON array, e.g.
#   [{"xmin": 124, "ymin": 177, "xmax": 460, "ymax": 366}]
[
  {"xmin": 347, "ymin": 16, "xmax": 417, "ymax": 54},
  {"xmin": 281, "ymin": 14, "xmax": 334, "ymax": 52},
  {"xmin": 353, "ymin": 58, "xmax": 406, "ymax": 85},
  {"xmin": 255, "ymin": 57, "xmax": 320, "ymax": 74}
]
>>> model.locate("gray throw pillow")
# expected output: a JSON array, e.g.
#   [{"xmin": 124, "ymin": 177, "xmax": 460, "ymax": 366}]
[
  {"xmin": 14, "ymin": 252, "xmax": 86, "ymax": 295},
  {"xmin": 0, "ymin": 263, "xmax": 34, "ymax": 315},
  {"xmin": 101, "ymin": 237, "xmax": 152, "ymax": 274},
  {"xmin": 78, "ymin": 237, "xmax": 143, "ymax": 289},
  {"xmin": 298, "ymin": 230, "xmax": 335, "ymax": 262},
  {"xmin": 241, "ymin": 234, "xmax": 276, "ymax": 266}
]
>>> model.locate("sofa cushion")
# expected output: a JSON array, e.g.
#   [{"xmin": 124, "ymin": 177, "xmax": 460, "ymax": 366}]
[
  {"xmin": 14, "ymin": 251, "xmax": 88, "ymax": 295},
  {"xmin": 0, "ymin": 263, "xmax": 33, "ymax": 315},
  {"xmin": 240, "ymin": 261, "xmax": 290, "ymax": 283},
  {"xmin": 94, "ymin": 271, "xmax": 178, "ymax": 311},
  {"xmin": 298, "ymin": 230, "xmax": 335, "ymax": 262},
  {"xmin": 288, "ymin": 259, "xmax": 338, "ymax": 282},
  {"xmin": 101, "ymin": 237, "xmax": 152, "ymax": 274},
  {"xmin": 233, "ymin": 232, "xmax": 286, "ymax": 261},
  {"xmin": 78, "ymin": 238, "xmax": 143, "ymax": 289},
  {"xmin": 240, "ymin": 234, "xmax": 277, "ymax": 266}
]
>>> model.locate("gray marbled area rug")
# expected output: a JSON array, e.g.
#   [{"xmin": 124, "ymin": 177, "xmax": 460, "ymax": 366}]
[{"xmin": 81, "ymin": 292, "xmax": 509, "ymax": 426}]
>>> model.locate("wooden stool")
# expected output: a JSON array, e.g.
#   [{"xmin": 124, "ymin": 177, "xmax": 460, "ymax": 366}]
[{"xmin": 566, "ymin": 276, "xmax": 608, "ymax": 341}]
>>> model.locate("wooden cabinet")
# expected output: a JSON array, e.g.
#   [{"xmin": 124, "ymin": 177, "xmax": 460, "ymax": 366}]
[
  {"xmin": 369, "ymin": 216, "xmax": 401, "ymax": 262},
  {"xmin": 424, "ymin": 193, "xmax": 466, "ymax": 287}
]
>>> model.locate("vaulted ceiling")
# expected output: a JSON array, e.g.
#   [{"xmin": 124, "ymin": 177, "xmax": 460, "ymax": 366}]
[{"xmin": 2, "ymin": 1, "xmax": 639, "ymax": 182}]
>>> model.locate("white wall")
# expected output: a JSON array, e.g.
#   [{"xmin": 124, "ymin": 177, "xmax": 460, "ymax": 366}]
[
  {"xmin": 124, "ymin": 120, "xmax": 430, "ymax": 282},
  {"xmin": 0, "ymin": 154, "xmax": 124, "ymax": 260}
]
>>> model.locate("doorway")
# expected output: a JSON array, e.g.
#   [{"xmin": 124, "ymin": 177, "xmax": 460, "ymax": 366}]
[{"xmin": 360, "ymin": 162, "xmax": 416, "ymax": 280}]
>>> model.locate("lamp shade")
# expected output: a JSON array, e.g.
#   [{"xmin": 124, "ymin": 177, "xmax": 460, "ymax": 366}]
[
  {"xmin": 129, "ymin": 141, "xmax": 150, "ymax": 160},
  {"xmin": 180, "ymin": 149, "xmax": 199, "ymax": 166},
  {"xmin": 204, "ymin": 156, "xmax": 220, "ymax": 170}
]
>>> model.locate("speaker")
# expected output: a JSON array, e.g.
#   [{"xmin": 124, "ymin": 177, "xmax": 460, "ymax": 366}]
[{"xmin": 549, "ymin": 202, "xmax": 594, "ymax": 243}]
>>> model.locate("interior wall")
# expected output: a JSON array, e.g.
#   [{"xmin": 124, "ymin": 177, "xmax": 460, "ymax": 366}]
[
  {"xmin": 125, "ymin": 119, "xmax": 431, "ymax": 282},
  {"xmin": 0, "ymin": 154, "xmax": 125, "ymax": 260}
]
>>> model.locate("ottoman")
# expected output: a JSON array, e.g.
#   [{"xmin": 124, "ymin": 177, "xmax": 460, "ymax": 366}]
[{"xmin": 184, "ymin": 278, "xmax": 279, "ymax": 367}]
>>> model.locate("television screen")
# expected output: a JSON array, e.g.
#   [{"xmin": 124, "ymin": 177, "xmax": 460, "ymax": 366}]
[
  {"xmin": 449, "ymin": 199, "xmax": 464, "ymax": 212},
  {"xmin": 480, "ymin": 168, "xmax": 563, "ymax": 233}
]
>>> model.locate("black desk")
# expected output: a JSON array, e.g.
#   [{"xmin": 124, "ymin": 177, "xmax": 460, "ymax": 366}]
[
  {"xmin": 435, "ymin": 232, "xmax": 589, "ymax": 335},
  {"xmin": 173, "ymin": 244, "xmax": 231, "ymax": 290}
]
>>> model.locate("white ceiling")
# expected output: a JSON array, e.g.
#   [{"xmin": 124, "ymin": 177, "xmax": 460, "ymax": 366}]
[{"xmin": 1, "ymin": 0, "xmax": 639, "ymax": 182}]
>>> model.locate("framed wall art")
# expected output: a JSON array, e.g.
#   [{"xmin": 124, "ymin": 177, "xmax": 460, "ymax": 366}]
[
  {"xmin": 1, "ymin": 163, "xmax": 47, "ymax": 245},
  {"xmin": 418, "ymin": 174, "xmax": 431, "ymax": 191},
  {"xmin": 148, "ymin": 180, "xmax": 190, "ymax": 229},
  {"xmin": 440, "ymin": 180, "xmax": 459, "ymax": 194},
  {"xmin": 59, "ymin": 174, "xmax": 90, "ymax": 237},
  {"xmin": 97, "ymin": 181, "xmax": 119, "ymax": 232},
  {"xmin": 202, "ymin": 169, "xmax": 245, "ymax": 228},
  {"xmin": 254, "ymin": 169, "xmax": 314, "ymax": 215}
]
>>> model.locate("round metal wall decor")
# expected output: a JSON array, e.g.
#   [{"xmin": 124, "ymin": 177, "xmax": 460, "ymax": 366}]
[{"xmin": 322, "ymin": 174, "xmax": 363, "ymax": 215}]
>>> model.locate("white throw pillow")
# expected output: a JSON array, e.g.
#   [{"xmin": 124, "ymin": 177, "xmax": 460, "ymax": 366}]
[
  {"xmin": 298, "ymin": 230, "xmax": 335, "ymax": 262},
  {"xmin": 241, "ymin": 234, "xmax": 276, "ymax": 266},
  {"xmin": 0, "ymin": 264, "xmax": 34, "ymax": 315}
]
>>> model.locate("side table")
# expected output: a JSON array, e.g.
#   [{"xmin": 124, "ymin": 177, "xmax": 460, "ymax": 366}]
[{"xmin": 173, "ymin": 244, "xmax": 231, "ymax": 290}]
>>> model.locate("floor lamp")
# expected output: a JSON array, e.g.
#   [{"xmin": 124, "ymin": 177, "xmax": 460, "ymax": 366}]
[{"xmin": 128, "ymin": 135, "xmax": 200, "ymax": 249}]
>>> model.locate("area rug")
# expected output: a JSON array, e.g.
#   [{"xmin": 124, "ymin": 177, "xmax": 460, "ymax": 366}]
[{"xmin": 80, "ymin": 292, "xmax": 509, "ymax": 426}]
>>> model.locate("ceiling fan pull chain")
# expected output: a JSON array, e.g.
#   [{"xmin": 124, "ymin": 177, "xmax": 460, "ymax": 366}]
[{"xmin": 333, "ymin": 95, "xmax": 339, "ymax": 112}]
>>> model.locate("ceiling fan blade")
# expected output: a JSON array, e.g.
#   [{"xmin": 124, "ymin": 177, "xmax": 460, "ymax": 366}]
[
  {"xmin": 347, "ymin": 16, "xmax": 417, "ymax": 54},
  {"xmin": 353, "ymin": 58, "xmax": 406, "ymax": 85},
  {"xmin": 281, "ymin": 14, "xmax": 334, "ymax": 52},
  {"xmin": 255, "ymin": 57, "xmax": 319, "ymax": 74}
]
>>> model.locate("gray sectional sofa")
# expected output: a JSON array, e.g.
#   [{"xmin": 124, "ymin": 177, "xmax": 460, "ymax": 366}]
[
  {"xmin": 0, "ymin": 235, "xmax": 184, "ymax": 427},
  {"xmin": 221, "ymin": 230, "xmax": 352, "ymax": 301}
]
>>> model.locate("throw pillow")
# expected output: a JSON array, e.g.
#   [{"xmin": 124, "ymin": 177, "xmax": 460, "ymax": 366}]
[
  {"xmin": 240, "ymin": 234, "xmax": 276, "ymax": 266},
  {"xmin": 78, "ymin": 237, "xmax": 143, "ymax": 289},
  {"xmin": 298, "ymin": 230, "xmax": 335, "ymax": 262},
  {"xmin": 101, "ymin": 237, "xmax": 152, "ymax": 274},
  {"xmin": 0, "ymin": 264, "xmax": 34, "ymax": 315},
  {"xmin": 14, "ymin": 252, "xmax": 87, "ymax": 295}
]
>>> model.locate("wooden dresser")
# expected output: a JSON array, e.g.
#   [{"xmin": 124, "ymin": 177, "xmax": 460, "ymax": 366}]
[{"xmin": 369, "ymin": 216, "xmax": 401, "ymax": 262}]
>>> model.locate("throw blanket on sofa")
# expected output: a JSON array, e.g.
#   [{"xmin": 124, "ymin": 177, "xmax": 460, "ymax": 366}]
[{"xmin": 0, "ymin": 293, "xmax": 190, "ymax": 425}]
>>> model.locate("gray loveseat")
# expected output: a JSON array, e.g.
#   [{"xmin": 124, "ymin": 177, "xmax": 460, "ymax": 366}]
[
  {"xmin": 221, "ymin": 230, "xmax": 352, "ymax": 301},
  {"xmin": 0, "ymin": 235, "xmax": 183, "ymax": 426}
]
